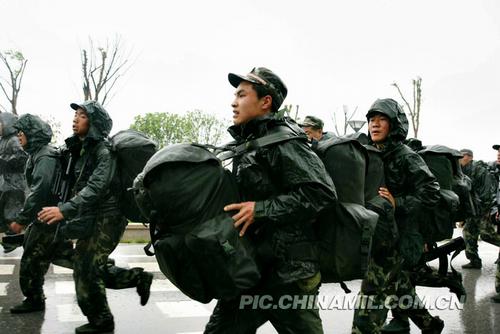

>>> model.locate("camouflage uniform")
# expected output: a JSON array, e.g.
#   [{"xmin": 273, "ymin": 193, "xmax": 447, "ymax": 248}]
[
  {"xmin": 0, "ymin": 112, "xmax": 27, "ymax": 233},
  {"xmin": 462, "ymin": 160, "xmax": 498, "ymax": 265},
  {"xmin": 352, "ymin": 99, "xmax": 442, "ymax": 333},
  {"xmin": 10, "ymin": 115, "xmax": 74, "ymax": 310},
  {"xmin": 57, "ymin": 101, "xmax": 151, "ymax": 332}
]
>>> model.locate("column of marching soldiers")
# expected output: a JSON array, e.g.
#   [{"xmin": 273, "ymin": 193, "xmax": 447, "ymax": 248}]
[{"xmin": 0, "ymin": 66, "xmax": 499, "ymax": 334}]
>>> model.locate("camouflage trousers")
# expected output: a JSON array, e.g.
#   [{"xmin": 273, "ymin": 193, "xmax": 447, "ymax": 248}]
[
  {"xmin": 19, "ymin": 222, "xmax": 74, "ymax": 300},
  {"xmin": 204, "ymin": 275, "xmax": 323, "ymax": 334},
  {"xmin": 463, "ymin": 217, "xmax": 500, "ymax": 263},
  {"xmin": 352, "ymin": 250, "xmax": 435, "ymax": 334},
  {"xmin": 73, "ymin": 215, "xmax": 143, "ymax": 324}
]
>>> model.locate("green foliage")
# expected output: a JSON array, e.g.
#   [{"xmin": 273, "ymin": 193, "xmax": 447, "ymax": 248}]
[{"xmin": 131, "ymin": 109, "xmax": 228, "ymax": 148}]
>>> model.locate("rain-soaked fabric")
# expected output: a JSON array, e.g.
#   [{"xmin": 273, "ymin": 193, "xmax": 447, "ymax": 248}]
[
  {"xmin": 135, "ymin": 144, "xmax": 260, "ymax": 302},
  {"xmin": 59, "ymin": 101, "xmax": 120, "ymax": 230},
  {"xmin": 13, "ymin": 114, "xmax": 59, "ymax": 226},
  {"xmin": 0, "ymin": 112, "xmax": 28, "ymax": 228},
  {"xmin": 226, "ymin": 115, "xmax": 337, "ymax": 285}
]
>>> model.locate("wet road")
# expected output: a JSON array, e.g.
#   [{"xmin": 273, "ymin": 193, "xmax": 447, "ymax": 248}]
[{"xmin": 1, "ymin": 228, "xmax": 499, "ymax": 333}]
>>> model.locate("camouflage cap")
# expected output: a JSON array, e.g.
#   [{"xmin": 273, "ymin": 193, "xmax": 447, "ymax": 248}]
[
  {"xmin": 300, "ymin": 116, "xmax": 324, "ymax": 129},
  {"xmin": 228, "ymin": 67, "xmax": 287, "ymax": 111},
  {"xmin": 493, "ymin": 144, "xmax": 500, "ymax": 150},
  {"xmin": 460, "ymin": 148, "xmax": 473, "ymax": 157}
]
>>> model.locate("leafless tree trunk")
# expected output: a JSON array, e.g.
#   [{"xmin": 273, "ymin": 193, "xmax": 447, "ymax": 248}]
[
  {"xmin": 332, "ymin": 105, "xmax": 357, "ymax": 136},
  {"xmin": 0, "ymin": 50, "xmax": 27, "ymax": 115},
  {"xmin": 278, "ymin": 104, "xmax": 300, "ymax": 121},
  {"xmin": 80, "ymin": 36, "xmax": 132, "ymax": 106},
  {"xmin": 392, "ymin": 77, "xmax": 422, "ymax": 138}
]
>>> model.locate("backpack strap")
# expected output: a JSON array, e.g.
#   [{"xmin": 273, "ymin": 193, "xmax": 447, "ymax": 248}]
[{"xmin": 217, "ymin": 125, "xmax": 306, "ymax": 161}]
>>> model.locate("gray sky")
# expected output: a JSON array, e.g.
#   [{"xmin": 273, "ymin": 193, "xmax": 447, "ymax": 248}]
[{"xmin": 1, "ymin": 0, "xmax": 499, "ymax": 161}]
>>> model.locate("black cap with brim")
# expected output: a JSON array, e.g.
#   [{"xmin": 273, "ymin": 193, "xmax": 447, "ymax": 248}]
[
  {"xmin": 70, "ymin": 103, "xmax": 86, "ymax": 111},
  {"xmin": 228, "ymin": 73, "xmax": 261, "ymax": 88},
  {"xmin": 493, "ymin": 144, "xmax": 500, "ymax": 150}
]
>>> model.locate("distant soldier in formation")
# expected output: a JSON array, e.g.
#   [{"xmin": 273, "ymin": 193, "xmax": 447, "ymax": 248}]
[
  {"xmin": 299, "ymin": 115, "xmax": 335, "ymax": 148},
  {"xmin": 0, "ymin": 112, "xmax": 28, "ymax": 247},
  {"xmin": 459, "ymin": 148, "xmax": 498, "ymax": 269},
  {"xmin": 9, "ymin": 114, "xmax": 74, "ymax": 313}
]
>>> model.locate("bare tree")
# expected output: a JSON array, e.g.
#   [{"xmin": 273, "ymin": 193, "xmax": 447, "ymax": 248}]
[
  {"xmin": 392, "ymin": 77, "xmax": 422, "ymax": 138},
  {"xmin": 277, "ymin": 104, "xmax": 300, "ymax": 121},
  {"xmin": 80, "ymin": 36, "xmax": 132, "ymax": 106},
  {"xmin": 332, "ymin": 105, "xmax": 358, "ymax": 136},
  {"xmin": 0, "ymin": 50, "xmax": 28, "ymax": 114}
]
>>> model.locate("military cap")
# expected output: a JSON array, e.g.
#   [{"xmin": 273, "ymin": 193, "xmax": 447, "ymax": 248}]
[
  {"xmin": 300, "ymin": 116, "xmax": 324, "ymax": 130},
  {"xmin": 493, "ymin": 144, "xmax": 500, "ymax": 150},
  {"xmin": 460, "ymin": 148, "xmax": 473, "ymax": 157},
  {"xmin": 228, "ymin": 67, "xmax": 287, "ymax": 111}
]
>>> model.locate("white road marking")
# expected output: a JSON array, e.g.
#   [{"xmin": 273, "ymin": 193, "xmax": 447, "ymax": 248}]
[
  {"xmin": 57, "ymin": 304, "xmax": 87, "ymax": 322},
  {"xmin": 52, "ymin": 265, "xmax": 73, "ymax": 274},
  {"xmin": 156, "ymin": 301, "xmax": 212, "ymax": 318},
  {"xmin": 0, "ymin": 264, "xmax": 15, "ymax": 275},
  {"xmin": 151, "ymin": 279, "xmax": 179, "ymax": 292},
  {"xmin": 55, "ymin": 281, "xmax": 75, "ymax": 295},
  {"xmin": 128, "ymin": 262, "xmax": 160, "ymax": 272},
  {"xmin": 0, "ymin": 282, "xmax": 8, "ymax": 296}
]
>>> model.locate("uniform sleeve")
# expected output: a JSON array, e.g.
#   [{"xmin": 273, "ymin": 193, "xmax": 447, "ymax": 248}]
[
  {"xmin": 394, "ymin": 153, "xmax": 441, "ymax": 212},
  {"xmin": 16, "ymin": 155, "xmax": 57, "ymax": 226},
  {"xmin": 253, "ymin": 140, "xmax": 337, "ymax": 226},
  {"xmin": 59, "ymin": 144, "xmax": 114, "ymax": 220}
]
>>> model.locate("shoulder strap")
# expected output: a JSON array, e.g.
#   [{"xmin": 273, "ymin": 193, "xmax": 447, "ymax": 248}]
[{"xmin": 218, "ymin": 125, "xmax": 305, "ymax": 161}]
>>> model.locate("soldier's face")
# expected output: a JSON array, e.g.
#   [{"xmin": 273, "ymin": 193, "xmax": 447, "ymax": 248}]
[
  {"xmin": 73, "ymin": 108, "xmax": 90, "ymax": 138},
  {"xmin": 302, "ymin": 126, "xmax": 323, "ymax": 142},
  {"xmin": 368, "ymin": 114, "xmax": 390, "ymax": 143},
  {"xmin": 17, "ymin": 131, "xmax": 28, "ymax": 148},
  {"xmin": 496, "ymin": 149, "xmax": 500, "ymax": 164},
  {"xmin": 459, "ymin": 154, "xmax": 473, "ymax": 166},
  {"xmin": 231, "ymin": 81, "xmax": 271, "ymax": 125}
]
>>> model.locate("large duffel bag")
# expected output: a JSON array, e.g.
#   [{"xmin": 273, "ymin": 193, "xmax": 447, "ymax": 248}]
[{"xmin": 133, "ymin": 143, "xmax": 261, "ymax": 303}]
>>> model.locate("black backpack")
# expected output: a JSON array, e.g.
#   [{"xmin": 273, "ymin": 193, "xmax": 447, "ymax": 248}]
[
  {"xmin": 363, "ymin": 145, "xmax": 399, "ymax": 255},
  {"xmin": 133, "ymin": 143, "xmax": 261, "ymax": 303},
  {"xmin": 110, "ymin": 129, "xmax": 157, "ymax": 223},
  {"xmin": 313, "ymin": 137, "xmax": 378, "ymax": 284},
  {"xmin": 417, "ymin": 145, "xmax": 467, "ymax": 241}
]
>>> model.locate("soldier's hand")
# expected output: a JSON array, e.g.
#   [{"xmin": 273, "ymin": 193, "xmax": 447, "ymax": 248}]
[
  {"xmin": 38, "ymin": 207, "xmax": 64, "ymax": 225},
  {"xmin": 378, "ymin": 187, "xmax": 396, "ymax": 208},
  {"xmin": 225, "ymin": 201, "xmax": 256, "ymax": 237},
  {"xmin": 9, "ymin": 222, "xmax": 24, "ymax": 234}
]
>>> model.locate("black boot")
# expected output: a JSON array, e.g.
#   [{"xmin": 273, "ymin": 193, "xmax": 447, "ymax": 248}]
[
  {"xmin": 462, "ymin": 260, "xmax": 482, "ymax": 269},
  {"xmin": 75, "ymin": 319, "xmax": 114, "ymax": 333},
  {"xmin": 381, "ymin": 317, "xmax": 410, "ymax": 333},
  {"xmin": 137, "ymin": 271, "xmax": 153, "ymax": 306},
  {"xmin": 491, "ymin": 293, "xmax": 500, "ymax": 303},
  {"xmin": 10, "ymin": 298, "xmax": 45, "ymax": 313},
  {"xmin": 422, "ymin": 316, "xmax": 444, "ymax": 334}
]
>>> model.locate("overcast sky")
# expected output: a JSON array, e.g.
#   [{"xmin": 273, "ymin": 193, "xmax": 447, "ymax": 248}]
[{"xmin": 1, "ymin": 0, "xmax": 499, "ymax": 160}]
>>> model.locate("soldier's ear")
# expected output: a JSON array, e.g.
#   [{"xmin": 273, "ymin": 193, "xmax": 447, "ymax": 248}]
[{"xmin": 260, "ymin": 95, "xmax": 273, "ymax": 111}]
